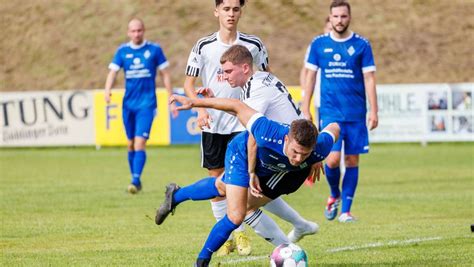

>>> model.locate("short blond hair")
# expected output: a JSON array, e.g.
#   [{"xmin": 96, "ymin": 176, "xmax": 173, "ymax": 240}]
[{"xmin": 220, "ymin": 45, "xmax": 253, "ymax": 66}]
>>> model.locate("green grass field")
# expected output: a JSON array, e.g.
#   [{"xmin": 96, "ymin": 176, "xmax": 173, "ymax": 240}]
[{"xmin": 1, "ymin": 143, "xmax": 473, "ymax": 266}]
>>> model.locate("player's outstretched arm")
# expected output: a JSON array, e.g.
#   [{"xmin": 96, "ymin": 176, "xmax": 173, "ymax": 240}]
[{"xmin": 170, "ymin": 95, "xmax": 257, "ymax": 127}]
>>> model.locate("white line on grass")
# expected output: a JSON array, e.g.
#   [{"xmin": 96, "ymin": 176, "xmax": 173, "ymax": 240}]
[
  {"xmin": 327, "ymin": 236, "xmax": 443, "ymax": 253},
  {"xmin": 218, "ymin": 255, "xmax": 268, "ymax": 265}
]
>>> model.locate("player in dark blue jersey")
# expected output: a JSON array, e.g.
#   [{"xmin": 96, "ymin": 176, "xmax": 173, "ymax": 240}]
[
  {"xmin": 155, "ymin": 95, "xmax": 339, "ymax": 266},
  {"xmin": 104, "ymin": 18, "xmax": 177, "ymax": 194},
  {"xmin": 301, "ymin": 0, "xmax": 379, "ymax": 222}
]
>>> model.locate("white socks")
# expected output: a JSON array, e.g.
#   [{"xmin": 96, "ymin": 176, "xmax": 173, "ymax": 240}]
[
  {"xmin": 211, "ymin": 199, "xmax": 245, "ymax": 232},
  {"xmin": 244, "ymin": 209, "xmax": 289, "ymax": 246},
  {"xmin": 264, "ymin": 197, "xmax": 308, "ymax": 229}
]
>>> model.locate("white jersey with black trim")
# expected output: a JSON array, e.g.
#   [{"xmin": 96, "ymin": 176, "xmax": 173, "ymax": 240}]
[
  {"xmin": 185, "ymin": 31, "xmax": 269, "ymax": 134},
  {"xmin": 241, "ymin": 71, "xmax": 303, "ymax": 124}
]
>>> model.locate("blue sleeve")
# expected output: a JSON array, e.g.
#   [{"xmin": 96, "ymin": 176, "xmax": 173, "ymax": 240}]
[
  {"xmin": 155, "ymin": 46, "xmax": 168, "ymax": 67},
  {"xmin": 250, "ymin": 117, "xmax": 287, "ymax": 147},
  {"xmin": 111, "ymin": 47, "xmax": 123, "ymax": 68},
  {"xmin": 362, "ymin": 41, "xmax": 375, "ymax": 69},
  {"xmin": 315, "ymin": 132, "xmax": 334, "ymax": 159},
  {"xmin": 305, "ymin": 38, "xmax": 319, "ymax": 70}
]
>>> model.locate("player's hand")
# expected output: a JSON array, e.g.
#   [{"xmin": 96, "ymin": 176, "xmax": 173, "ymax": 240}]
[
  {"xmin": 196, "ymin": 109, "xmax": 212, "ymax": 130},
  {"xmin": 307, "ymin": 161, "xmax": 324, "ymax": 183},
  {"xmin": 104, "ymin": 91, "xmax": 111, "ymax": 104},
  {"xmin": 169, "ymin": 102, "xmax": 179, "ymax": 119},
  {"xmin": 196, "ymin": 88, "xmax": 215, "ymax": 98},
  {"xmin": 368, "ymin": 111, "xmax": 378, "ymax": 130},
  {"xmin": 249, "ymin": 172, "xmax": 263, "ymax": 198},
  {"xmin": 302, "ymin": 108, "xmax": 313, "ymax": 122},
  {"xmin": 169, "ymin": 94, "xmax": 193, "ymax": 110}
]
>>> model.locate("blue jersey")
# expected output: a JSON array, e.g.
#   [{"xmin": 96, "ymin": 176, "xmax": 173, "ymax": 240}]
[
  {"xmin": 227, "ymin": 114, "xmax": 334, "ymax": 178},
  {"xmin": 305, "ymin": 32, "xmax": 376, "ymax": 122},
  {"xmin": 109, "ymin": 41, "xmax": 169, "ymax": 110}
]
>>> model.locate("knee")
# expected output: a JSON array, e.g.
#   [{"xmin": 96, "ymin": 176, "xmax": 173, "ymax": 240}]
[
  {"xmin": 127, "ymin": 141, "xmax": 134, "ymax": 151},
  {"xmin": 227, "ymin": 208, "xmax": 246, "ymax": 225},
  {"xmin": 344, "ymin": 155, "xmax": 359, "ymax": 167},
  {"xmin": 133, "ymin": 137, "xmax": 147, "ymax": 151},
  {"xmin": 326, "ymin": 158, "xmax": 339, "ymax": 168}
]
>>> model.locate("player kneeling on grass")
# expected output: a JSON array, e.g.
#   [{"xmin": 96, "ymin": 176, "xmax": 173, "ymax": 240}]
[{"xmin": 155, "ymin": 96, "xmax": 340, "ymax": 267}]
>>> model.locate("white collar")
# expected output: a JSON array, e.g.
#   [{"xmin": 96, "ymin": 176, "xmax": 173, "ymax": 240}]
[
  {"xmin": 129, "ymin": 40, "xmax": 147, "ymax": 49},
  {"xmin": 217, "ymin": 31, "xmax": 240, "ymax": 46},
  {"xmin": 329, "ymin": 31, "xmax": 354, "ymax": 42}
]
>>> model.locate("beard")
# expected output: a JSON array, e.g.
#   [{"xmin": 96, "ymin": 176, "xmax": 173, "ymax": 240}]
[{"xmin": 332, "ymin": 22, "xmax": 350, "ymax": 35}]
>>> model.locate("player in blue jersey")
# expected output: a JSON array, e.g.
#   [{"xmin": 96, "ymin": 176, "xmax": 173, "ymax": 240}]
[
  {"xmin": 301, "ymin": 0, "xmax": 379, "ymax": 223},
  {"xmin": 104, "ymin": 18, "xmax": 177, "ymax": 194},
  {"xmin": 156, "ymin": 95, "xmax": 339, "ymax": 266}
]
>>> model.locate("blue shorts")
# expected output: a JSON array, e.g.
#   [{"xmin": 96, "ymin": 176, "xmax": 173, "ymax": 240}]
[
  {"xmin": 122, "ymin": 108, "xmax": 156, "ymax": 140},
  {"xmin": 221, "ymin": 132, "xmax": 250, "ymax": 188},
  {"xmin": 321, "ymin": 119, "xmax": 369, "ymax": 155}
]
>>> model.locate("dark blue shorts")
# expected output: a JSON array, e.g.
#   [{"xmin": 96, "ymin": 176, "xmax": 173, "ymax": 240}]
[
  {"xmin": 321, "ymin": 119, "xmax": 369, "ymax": 154},
  {"xmin": 122, "ymin": 107, "xmax": 156, "ymax": 140}
]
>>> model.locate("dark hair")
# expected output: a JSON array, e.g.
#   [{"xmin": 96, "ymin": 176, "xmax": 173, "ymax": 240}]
[
  {"xmin": 220, "ymin": 45, "xmax": 253, "ymax": 66},
  {"xmin": 330, "ymin": 0, "xmax": 351, "ymax": 15},
  {"xmin": 289, "ymin": 119, "xmax": 318, "ymax": 148},
  {"xmin": 215, "ymin": 0, "xmax": 246, "ymax": 7}
]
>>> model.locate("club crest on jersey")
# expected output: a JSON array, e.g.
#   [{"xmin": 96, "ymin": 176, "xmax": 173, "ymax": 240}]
[
  {"xmin": 333, "ymin": 54, "xmax": 341, "ymax": 61},
  {"xmin": 133, "ymin": 58, "xmax": 141, "ymax": 65},
  {"xmin": 347, "ymin": 46, "xmax": 355, "ymax": 56},
  {"xmin": 144, "ymin": 50, "xmax": 151, "ymax": 59},
  {"xmin": 277, "ymin": 163, "xmax": 286, "ymax": 168}
]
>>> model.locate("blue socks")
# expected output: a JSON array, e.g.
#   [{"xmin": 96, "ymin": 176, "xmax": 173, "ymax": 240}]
[
  {"xmin": 198, "ymin": 215, "xmax": 239, "ymax": 260},
  {"xmin": 325, "ymin": 164, "xmax": 341, "ymax": 198},
  {"xmin": 128, "ymin": 151, "xmax": 135, "ymax": 176},
  {"xmin": 173, "ymin": 177, "xmax": 220, "ymax": 205},
  {"xmin": 341, "ymin": 167, "xmax": 359, "ymax": 213},
  {"xmin": 131, "ymin": 150, "xmax": 146, "ymax": 186}
]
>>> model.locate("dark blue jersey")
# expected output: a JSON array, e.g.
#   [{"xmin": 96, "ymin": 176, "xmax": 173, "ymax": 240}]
[{"xmin": 228, "ymin": 114, "xmax": 334, "ymax": 178}]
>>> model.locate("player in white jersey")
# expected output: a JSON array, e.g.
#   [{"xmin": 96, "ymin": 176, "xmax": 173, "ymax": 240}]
[
  {"xmin": 182, "ymin": 0, "xmax": 316, "ymax": 257},
  {"xmin": 198, "ymin": 45, "xmax": 320, "ymax": 243}
]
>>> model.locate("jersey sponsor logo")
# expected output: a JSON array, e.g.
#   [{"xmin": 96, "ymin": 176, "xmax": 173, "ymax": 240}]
[
  {"xmin": 216, "ymin": 68, "xmax": 225, "ymax": 82},
  {"xmin": 144, "ymin": 50, "xmax": 151, "ymax": 59},
  {"xmin": 269, "ymin": 154, "xmax": 279, "ymax": 160},
  {"xmin": 191, "ymin": 56, "xmax": 198, "ymax": 64},
  {"xmin": 130, "ymin": 58, "xmax": 145, "ymax": 70},
  {"xmin": 324, "ymin": 48, "xmax": 333, "ymax": 53},
  {"xmin": 126, "ymin": 54, "xmax": 133, "ymax": 58},
  {"xmin": 347, "ymin": 46, "xmax": 355, "ymax": 56},
  {"xmin": 333, "ymin": 54, "xmax": 341, "ymax": 61},
  {"xmin": 277, "ymin": 163, "xmax": 286, "ymax": 168}
]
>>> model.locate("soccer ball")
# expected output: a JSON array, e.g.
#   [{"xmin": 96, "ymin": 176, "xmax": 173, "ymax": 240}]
[{"xmin": 270, "ymin": 243, "xmax": 308, "ymax": 267}]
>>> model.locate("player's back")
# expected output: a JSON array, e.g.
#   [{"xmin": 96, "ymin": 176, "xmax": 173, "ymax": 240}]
[{"xmin": 241, "ymin": 71, "xmax": 303, "ymax": 125}]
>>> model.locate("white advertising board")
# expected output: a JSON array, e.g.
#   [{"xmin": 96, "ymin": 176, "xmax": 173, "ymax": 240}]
[
  {"xmin": 370, "ymin": 83, "xmax": 473, "ymax": 143},
  {"xmin": 0, "ymin": 90, "xmax": 95, "ymax": 146}
]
